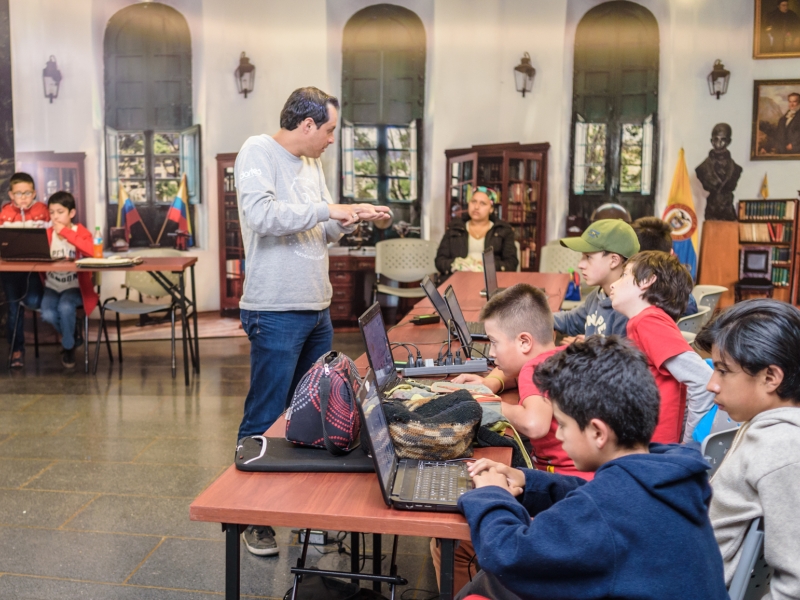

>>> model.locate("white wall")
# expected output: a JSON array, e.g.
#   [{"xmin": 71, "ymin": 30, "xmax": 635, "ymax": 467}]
[{"xmin": 9, "ymin": 0, "xmax": 800, "ymax": 311}]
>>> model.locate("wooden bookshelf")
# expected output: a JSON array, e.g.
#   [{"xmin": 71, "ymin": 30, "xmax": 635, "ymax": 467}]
[
  {"xmin": 737, "ymin": 198, "xmax": 799, "ymax": 304},
  {"xmin": 216, "ymin": 153, "xmax": 243, "ymax": 314}
]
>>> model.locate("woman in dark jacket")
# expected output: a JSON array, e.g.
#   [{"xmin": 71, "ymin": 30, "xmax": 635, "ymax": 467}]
[{"xmin": 435, "ymin": 187, "xmax": 518, "ymax": 277}]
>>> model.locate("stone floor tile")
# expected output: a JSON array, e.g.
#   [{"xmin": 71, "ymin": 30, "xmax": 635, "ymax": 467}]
[
  {"xmin": 0, "ymin": 434, "xmax": 153, "ymax": 462},
  {"xmin": 133, "ymin": 437, "xmax": 235, "ymax": 467},
  {"xmin": 0, "ymin": 576, "xmax": 238, "ymax": 600},
  {"xmin": 0, "ymin": 489, "xmax": 95, "ymax": 528},
  {"xmin": 0, "ymin": 458, "xmax": 54, "ymax": 488}
]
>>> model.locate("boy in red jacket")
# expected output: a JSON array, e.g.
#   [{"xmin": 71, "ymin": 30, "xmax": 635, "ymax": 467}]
[
  {"xmin": 609, "ymin": 250, "xmax": 715, "ymax": 442},
  {"xmin": 41, "ymin": 192, "xmax": 98, "ymax": 368},
  {"xmin": 1, "ymin": 172, "xmax": 48, "ymax": 367}
]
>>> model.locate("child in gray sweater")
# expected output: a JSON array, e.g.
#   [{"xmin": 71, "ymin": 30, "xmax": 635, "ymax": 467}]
[{"xmin": 695, "ymin": 299, "xmax": 800, "ymax": 600}]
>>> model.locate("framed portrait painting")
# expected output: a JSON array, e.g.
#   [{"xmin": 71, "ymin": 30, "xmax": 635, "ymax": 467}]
[
  {"xmin": 751, "ymin": 80, "xmax": 800, "ymax": 160},
  {"xmin": 755, "ymin": 0, "xmax": 800, "ymax": 58},
  {"xmin": 753, "ymin": 0, "xmax": 800, "ymax": 58}
]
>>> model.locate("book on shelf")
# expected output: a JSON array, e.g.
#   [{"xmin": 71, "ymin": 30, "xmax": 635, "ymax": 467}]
[
  {"xmin": 226, "ymin": 258, "xmax": 245, "ymax": 279},
  {"xmin": 738, "ymin": 199, "xmax": 796, "ymax": 221},
  {"xmin": 771, "ymin": 266, "xmax": 790, "ymax": 287},
  {"xmin": 772, "ymin": 247, "xmax": 792, "ymax": 262},
  {"xmin": 739, "ymin": 222, "xmax": 793, "ymax": 243}
]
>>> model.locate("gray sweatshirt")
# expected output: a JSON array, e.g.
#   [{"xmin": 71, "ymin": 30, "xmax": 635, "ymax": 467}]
[
  {"xmin": 709, "ymin": 407, "xmax": 800, "ymax": 599},
  {"xmin": 553, "ymin": 288, "xmax": 628, "ymax": 337},
  {"xmin": 234, "ymin": 135, "xmax": 352, "ymax": 312}
]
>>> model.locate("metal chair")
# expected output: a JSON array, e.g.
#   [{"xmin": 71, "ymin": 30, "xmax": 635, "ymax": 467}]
[
  {"xmin": 92, "ymin": 249, "xmax": 185, "ymax": 378},
  {"xmin": 373, "ymin": 238, "xmax": 437, "ymax": 303},
  {"xmin": 8, "ymin": 273, "xmax": 110, "ymax": 373},
  {"xmin": 700, "ymin": 427, "xmax": 737, "ymax": 478},
  {"xmin": 728, "ymin": 518, "xmax": 773, "ymax": 600},
  {"xmin": 677, "ymin": 306, "xmax": 710, "ymax": 334},
  {"xmin": 692, "ymin": 285, "xmax": 727, "ymax": 325}
]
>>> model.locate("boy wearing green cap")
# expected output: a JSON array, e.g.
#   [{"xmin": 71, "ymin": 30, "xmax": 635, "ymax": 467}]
[{"xmin": 554, "ymin": 219, "xmax": 640, "ymax": 339}]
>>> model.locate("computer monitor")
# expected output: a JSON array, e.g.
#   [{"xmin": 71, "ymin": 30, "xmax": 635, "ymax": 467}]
[
  {"xmin": 739, "ymin": 247, "xmax": 771, "ymax": 281},
  {"xmin": 358, "ymin": 303, "xmax": 397, "ymax": 391}
]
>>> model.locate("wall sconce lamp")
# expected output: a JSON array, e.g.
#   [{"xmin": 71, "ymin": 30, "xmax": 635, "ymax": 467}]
[
  {"xmin": 42, "ymin": 55, "xmax": 62, "ymax": 103},
  {"xmin": 514, "ymin": 52, "xmax": 536, "ymax": 97},
  {"xmin": 707, "ymin": 59, "xmax": 730, "ymax": 100},
  {"xmin": 235, "ymin": 52, "xmax": 255, "ymax": 98}
]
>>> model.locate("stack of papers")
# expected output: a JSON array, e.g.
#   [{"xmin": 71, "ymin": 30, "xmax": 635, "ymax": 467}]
[{"xmin": 75, "ymin": 256, "xmax": 143, "ymax": 268}]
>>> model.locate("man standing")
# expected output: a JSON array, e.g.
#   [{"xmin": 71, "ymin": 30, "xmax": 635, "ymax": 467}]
[
  {"xmin": 773, "ymin": 92, "xmax": 800, "ymax": 154},
  {"xmin": 235, "ymin": 87, "xmax": 389, "ymax": 556}
]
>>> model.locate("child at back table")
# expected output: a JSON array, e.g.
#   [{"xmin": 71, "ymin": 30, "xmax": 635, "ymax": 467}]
[
  {"xmin": 40, "ymin": 192, "xmax": 99, "ymax": 369},
  {"xmin": 553, "ymin": 219, "xmax": 639, "ymax": 340},
  {"xmin": 696, "ymin": 300, "xmax": 800, "ymax": 599},
  {"xmin": 609, "ymin": 250, "xmax": 715, "ymax": 442},
  {"xmin": 0, "ymin": 172, "xmax": 48, "ymax": 368},
  {"xmin": 454, "ymin": 336, "xmax": 727, "ymax": 600}
]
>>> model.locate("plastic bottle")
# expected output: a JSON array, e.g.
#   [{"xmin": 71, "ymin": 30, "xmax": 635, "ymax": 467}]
[{"xmin": 93, "ymin": 227, "xmax": 104, "ymax": 258}]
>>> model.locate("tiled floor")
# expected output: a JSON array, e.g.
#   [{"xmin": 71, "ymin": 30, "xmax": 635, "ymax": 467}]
[{"xmin": 0, "ymin": 333, "xmax": 441, "ymax": 599}]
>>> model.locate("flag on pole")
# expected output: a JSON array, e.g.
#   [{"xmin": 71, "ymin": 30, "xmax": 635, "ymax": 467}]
[
  {"xmin": 165, "ymin": 174, "xmax": 193, "ymax": 247},
  {"xmin": 760, "ymin": 173, "xmax": 769, "ymax": 199},
  {"xmin": 662, "ymin": 148, "xmax": 699, "ymax": 280},
  {"xmin": 116, "ymin": 184, "xmax": 142, "ymax": 239}
]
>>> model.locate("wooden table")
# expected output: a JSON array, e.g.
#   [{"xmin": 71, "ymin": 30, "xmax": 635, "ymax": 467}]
[
  {"xmin": 190, "ymin": 417, "xmax": 510, "ymax": 600},
  {"xmin": 0, "ymin": 257, "xmax": 200, "ymax": 384},
  {"xmin": 189, "ymin": 271, "xmax": 564, "ymax": 599}
]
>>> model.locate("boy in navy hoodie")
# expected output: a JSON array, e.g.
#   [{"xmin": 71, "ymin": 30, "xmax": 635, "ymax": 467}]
[{"xmin": 455, "ymin": 336, "xmax": 727, "ymax": 600}]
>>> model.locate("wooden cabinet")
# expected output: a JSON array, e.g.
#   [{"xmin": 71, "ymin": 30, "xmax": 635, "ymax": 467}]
[
  {"xmin": 329, "ymin": 252, "xmax": 375, "ymax": 324},
  {"xmin": 15, "ymin": 151, "xmax": 86, "ymax": 226},
  {"xmin": 216, "ymin": 153, "xmax": 243, "ymax": 313},
  {"xmin": 444, "ymin": 142, "xmax": 549, "ymax": 271}
]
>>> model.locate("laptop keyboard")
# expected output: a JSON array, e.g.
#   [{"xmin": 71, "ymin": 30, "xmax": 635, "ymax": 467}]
[{"xmin": 412, "ymin": 461, "xmax": 470, "ymax": 502}]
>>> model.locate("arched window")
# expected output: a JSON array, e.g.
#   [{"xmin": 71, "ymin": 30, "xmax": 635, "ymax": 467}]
[
  {"xmin": 104, "ymin": 2, "xmax": 199, "ymax": 247},
  {"xmin": 570, "ymin": 1, "xmax": 659, "ymax": 221},
  {"xmin": 340, "ymin": 4, "xmax": 425, "ymax": 224}
]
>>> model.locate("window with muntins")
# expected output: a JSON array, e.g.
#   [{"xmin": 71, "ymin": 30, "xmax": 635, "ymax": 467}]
[{"xmin": 569, "ymin": 1, "xmax": 659, "ymax": 222}]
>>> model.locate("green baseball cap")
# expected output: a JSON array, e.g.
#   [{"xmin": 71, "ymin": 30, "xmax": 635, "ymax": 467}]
[{"xmin": 560, "ymin": 219, "xmax": 640, "ymax": 258}]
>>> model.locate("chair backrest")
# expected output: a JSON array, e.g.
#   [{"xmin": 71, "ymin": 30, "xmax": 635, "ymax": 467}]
[
  {"xmin": 676, "ymin": 306, "xmax": 710, "ymax": 333},
  {"xmin": 125, "ymin": 248, "xmax": 184, "ymax": 298},
  {"xmin": 374, "ymin": 238, "xmax": 437, "ymax": 283},
  {"xmin": 539, "ymin": 241, "xmax": 580, "ymax": 275},
  {"xmin": 693, "ymin": 285, "xmax": 727, "ymax": 316},
  {"xmin": 727, "ymin": 518, "xmax": 773, "ymax": 600},
  {"xmin": 700, "ymin": 427, "xmax": 737, "ymax": 478}
]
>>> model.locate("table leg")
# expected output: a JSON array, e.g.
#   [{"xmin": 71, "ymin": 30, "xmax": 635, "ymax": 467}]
[
  {"xmin": 350, "ymin": 531, "xmax": 360, "ymax": 584},
  {"xmin": 438, "ymin": 538, "xmax": 455, "ymax": 600},
  {"xmin": 190, "ymin": 264, "xmax": 200, "ymax": 373},
  {"xmin": 372, "ymin": 533, "xmax": 381, "ymax": 593},
  {"xmin": 178, "ymin": 272, "xmax": 190, "ymax": 385},
  {"xmin": 224, "ymin": 524, "xmax": 241, "ymax": 600}
]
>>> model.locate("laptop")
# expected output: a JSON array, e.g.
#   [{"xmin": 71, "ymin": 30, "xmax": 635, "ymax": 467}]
[
  {"xmin": 358, "ymin": 302, "xmax": 437, "ymax": 393},
  {"xmin": 0, "ymin": 228, "xmax": 59, "ymax": 261},
  {"xmin": 442, "ymin": 286, "xmax": 491, "ymax": 360},
  {"xmin": 480, "ymin": 247, "xmax": 507, "ymax": 300},
  {"xmin": 356, "ymin": 368, "xmax": 472, "ymax": 511},
  {"xmin": 420, "ymin": 275, "xmax": 488, "ymax": 341}
]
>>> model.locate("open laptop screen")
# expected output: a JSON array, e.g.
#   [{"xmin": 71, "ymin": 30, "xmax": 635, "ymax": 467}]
[
  {"xmin": 358, "ymin": 370, "xmax": 397, "ymax": 501},
  {"xmin": 358, "ymin": 303, "xmax": 396, "ymax": 390},
  {"xmin": 483, "ymin": 247, "xmax": 498, "ymax": 297},
  {"xmin": 421, "ymin": 275, "xmax": 454, "ymax": 324},
  {"xmin": 443, "ymin": 285, "xmax": 473, "ymax": 349}
]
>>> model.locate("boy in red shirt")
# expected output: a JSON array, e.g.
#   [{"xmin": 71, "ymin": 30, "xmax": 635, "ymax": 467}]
[
  {"xmin": 436, "ymin": 283, "xmax": 590, "ymax": 594},
  {"xmin": 0, "ymin": 172, "xmax": 49, "ymax": 367},
  {"xmin": 40, "ymin": 192, "xmax": 98, "ymax": 368},
  {"xmin": 609, "ymin": 250, "xmax": 715, "ymax": 442}
]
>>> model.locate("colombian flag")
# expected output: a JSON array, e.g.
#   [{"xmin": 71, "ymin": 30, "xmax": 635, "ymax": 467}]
[
  {"xmin": 116, "ymin": 183, "xmax": 142, "ymax": 240},
  {"xmin": 166, "ymin": 174, "xmax": 193, "ymax": 247},
  {"xmin": 662, "ymin": 149, "xmax": 698, "ymax": 280}
]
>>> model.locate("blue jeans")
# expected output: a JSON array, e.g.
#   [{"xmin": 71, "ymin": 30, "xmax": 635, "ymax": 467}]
[
  {"xmin": 1, "ymin": 272, "xmax": 44, "ymax": 352},
  {"xmin": 41, "ymin": 287, "xmax": 83, "ymax": 350},
  {"xmin": 238, "ymin": 308, "xmax": 334, "ymax": 440}
]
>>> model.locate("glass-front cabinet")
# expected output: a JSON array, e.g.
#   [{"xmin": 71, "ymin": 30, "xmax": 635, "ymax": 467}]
[{"xmin": 444, "ymin": 143, "xmax": 549, "ymax": 271}]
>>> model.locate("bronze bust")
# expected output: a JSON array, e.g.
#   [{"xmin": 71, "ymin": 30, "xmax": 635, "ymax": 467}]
[{"xmin": 695, "ymin": 123, "xmax": 742, "ymax": 221}]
